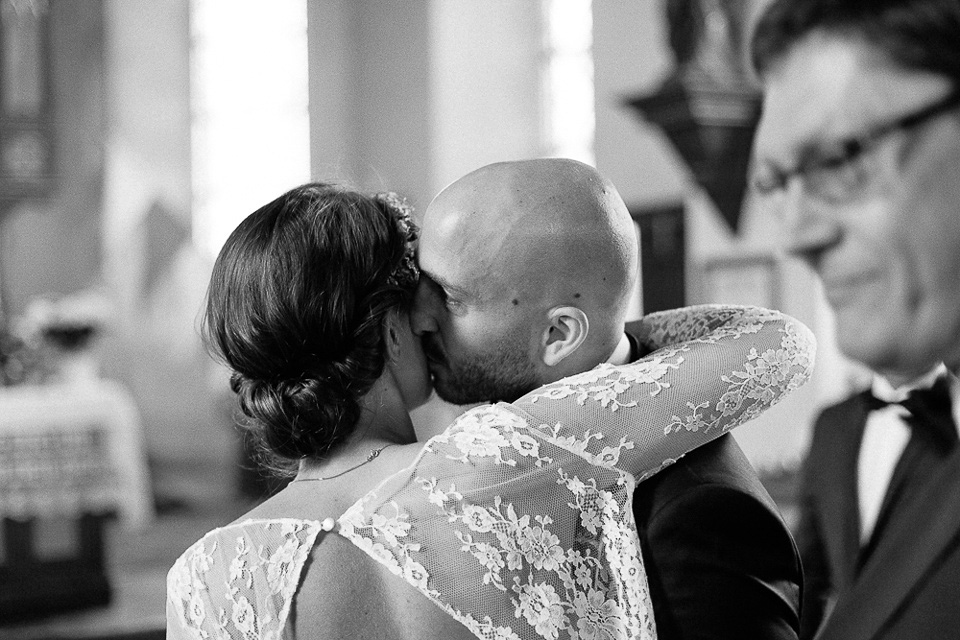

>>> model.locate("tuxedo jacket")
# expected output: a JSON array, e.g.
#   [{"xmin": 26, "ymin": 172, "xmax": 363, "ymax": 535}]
[
  {"xmin": 796, "ymin": 392, "xmax": 960, "ymax": 640},
  {"xmin": 625, "ymin": 321, "xmax": 802, "ymax": 640}
]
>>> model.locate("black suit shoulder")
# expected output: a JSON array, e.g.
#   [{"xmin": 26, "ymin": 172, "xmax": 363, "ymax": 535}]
[
  {"xmin": 802, "ymin": 393, "xmax": 869, "ymax": 481},
  {"xmin": 635, "ymin": 434, "xmax": 778, "ymax": 514},
  {"xmin": 633, "ymin": 435, "xmax": 802, "ymax": 640},
  {"xmin": 808, "ymin": 393, "xmax": 868, "ymax": 449},
  {"xmin": 623, "ymin": 319, "xmax": 801, "ymax": 638}
]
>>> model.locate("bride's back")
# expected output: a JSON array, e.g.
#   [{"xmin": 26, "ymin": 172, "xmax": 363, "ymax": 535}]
[
  {"xmin": 294, "ymin": 527, "xmax": 474, "ymax": 639},
  {"xmin": 226, "ymin": 470, "xmax": 476, "ymax": 640},
  {"xmin": 211, "ymin": 464, "xmax": 474, "ymax": 640}
]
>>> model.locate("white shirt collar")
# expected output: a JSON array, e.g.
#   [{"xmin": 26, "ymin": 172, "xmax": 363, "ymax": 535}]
[
  {"xmin": 871, "ymin": 363, "xmax": 948, "ymax": 403},
  {"xmin": 871, "ymin": 363, "xmax": 960, "ymax": 435}
]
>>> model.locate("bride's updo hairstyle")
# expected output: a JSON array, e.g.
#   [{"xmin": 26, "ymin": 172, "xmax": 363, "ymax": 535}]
[{"xmin": 202, "ymin": 182, "xmax": 419, "ymax": 471}]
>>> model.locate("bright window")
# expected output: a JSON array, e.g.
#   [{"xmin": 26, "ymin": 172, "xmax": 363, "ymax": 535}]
[
  {"xmin": 542, "ymin": 0, "xmax": 595, "ymax": 165},
  {"xmin": 190, "ymin": 0, "xmax": 310, "ymax": 255}
]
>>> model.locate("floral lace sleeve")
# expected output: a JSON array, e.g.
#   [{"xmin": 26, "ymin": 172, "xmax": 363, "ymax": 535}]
[
  {"xmin": 338, "ymin": 305, "xmax": 815, "ymax": 640},
  {"xmin": 512, "ymin": 304, "xmax": 815, "ymax": 481}
]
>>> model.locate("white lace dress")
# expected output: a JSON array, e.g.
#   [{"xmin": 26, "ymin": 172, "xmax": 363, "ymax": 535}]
[{"xmin": 167, "ymin": 305, "xmax": 815, "ymax": 640}]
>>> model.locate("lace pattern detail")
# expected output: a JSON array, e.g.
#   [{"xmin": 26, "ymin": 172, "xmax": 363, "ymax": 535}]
[
  {"xmin": 338, "ymin": 305, "xmax": 815, "ymax": 639},
  {"xmin": 167, "ymin": 305, "xmax": 816, "ymax": 640},
  {"xmin": 166, "ymin": 519, "xmax": 323, "ymax": 640}
]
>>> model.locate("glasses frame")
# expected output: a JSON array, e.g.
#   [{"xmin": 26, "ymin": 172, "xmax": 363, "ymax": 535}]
[{"xmin": 753, "ymin": 89, "xmax": 960, "ymax": 199}]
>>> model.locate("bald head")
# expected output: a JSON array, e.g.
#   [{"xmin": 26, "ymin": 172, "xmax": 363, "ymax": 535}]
[{"xmin": 417, "ymin": 158, "xmax": 638, "ymax": 384}]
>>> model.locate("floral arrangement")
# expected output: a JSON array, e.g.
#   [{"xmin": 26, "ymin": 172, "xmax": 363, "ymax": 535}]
[
  {"xmin": 1, "ymin": 288, "xmax": 112, "ymax": 385},
  {"xmin": 0, "ymin": 327, "xmax": 42, "ymax": 385}
]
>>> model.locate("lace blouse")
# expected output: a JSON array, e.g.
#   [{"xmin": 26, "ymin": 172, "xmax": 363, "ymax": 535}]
[{"xmin": 167, "ymin": 305, "xmax": 815, "ymax": 640}]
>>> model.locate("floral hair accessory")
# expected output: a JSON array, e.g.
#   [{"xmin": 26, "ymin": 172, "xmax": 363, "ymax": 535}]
[{"xmin": 374, "ymin": 191, "xmax": 420, "ymax": 290}]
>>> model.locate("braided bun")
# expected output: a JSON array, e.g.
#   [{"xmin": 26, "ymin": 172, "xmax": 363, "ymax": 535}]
[{"xmin": 203, "ymin": 182, "xmax": 419, "ymax": 473}]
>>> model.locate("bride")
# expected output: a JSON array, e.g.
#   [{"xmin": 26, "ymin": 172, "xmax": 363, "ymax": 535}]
[{"xmin": 166, "ymin": 181, "xmax": 814, "ymax": 640}]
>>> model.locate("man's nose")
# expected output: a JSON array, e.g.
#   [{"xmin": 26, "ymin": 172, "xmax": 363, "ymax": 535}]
[
  {"xmin": 410, "ymin": 283, "xmax": 440, "ymax": 336},
  {"xmin": 781, "ymin": 183, "xmax": 843, "ymax": 262}
]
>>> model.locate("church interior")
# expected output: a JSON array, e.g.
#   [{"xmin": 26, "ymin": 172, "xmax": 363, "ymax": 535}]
[{"xmin": 0, "ymin": 0, "xmax": 866, "ymax": 636}]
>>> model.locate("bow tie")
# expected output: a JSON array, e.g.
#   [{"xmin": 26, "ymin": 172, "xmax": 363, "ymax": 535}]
[{"xmin": 863, "ymin": 376, "xmax": 958, "ymax": 454}]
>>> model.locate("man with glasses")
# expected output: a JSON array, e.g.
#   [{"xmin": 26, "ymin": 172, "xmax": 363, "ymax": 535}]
[{"xmin": 750, "ymin": 0, "xmax": 960, "ymax": 638}]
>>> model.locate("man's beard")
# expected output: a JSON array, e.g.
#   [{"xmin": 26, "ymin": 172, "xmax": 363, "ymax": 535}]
[{"xmin": 424, "ymin": 336, "xmax": 540, "ymax": 404}]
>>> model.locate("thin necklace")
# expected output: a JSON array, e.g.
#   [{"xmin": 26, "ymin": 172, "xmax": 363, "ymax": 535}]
[{"xmin": 292, "ymin": 444, "xmax": 396, "ymax": 482}]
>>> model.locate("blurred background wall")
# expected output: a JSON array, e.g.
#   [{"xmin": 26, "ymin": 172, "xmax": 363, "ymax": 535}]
[{"xmin": 0, "ymin": 0, "xmax": 867, "ymax": 490}]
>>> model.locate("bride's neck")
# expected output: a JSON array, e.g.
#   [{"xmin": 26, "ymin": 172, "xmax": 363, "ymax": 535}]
[
  {"xmin": 296, "ymin": 373, "xmax": 416, "ymax": 483},
  {"xmin": 348, "ymin": 373, "xmax": 417, "ymax": 448}
]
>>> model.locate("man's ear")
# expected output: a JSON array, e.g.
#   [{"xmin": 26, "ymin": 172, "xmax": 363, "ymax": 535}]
[{"xmin": 541, "ymin": 306, "xmax": 589, "ymax": 367}]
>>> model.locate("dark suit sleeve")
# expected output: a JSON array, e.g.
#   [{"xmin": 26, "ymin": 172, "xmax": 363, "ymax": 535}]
[
  {"xmin": 793, "ymin": 416, "xmax": 834, "ymax": 640},
  {"xmin": 794, "ymin": 480, "xmax": 830, "ymax": 639},
  {"xmin": 637, "ymin": 479, "xmax": 802, "ymax": 639}
]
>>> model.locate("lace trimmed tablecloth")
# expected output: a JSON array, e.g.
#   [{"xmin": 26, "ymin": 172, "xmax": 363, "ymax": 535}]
[{"xmin": 0, "ymin": 379, "xmax": 152, "ymax": 527}]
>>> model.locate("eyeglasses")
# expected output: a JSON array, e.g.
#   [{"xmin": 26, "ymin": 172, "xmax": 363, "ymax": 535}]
[{"xmin": 752, "ymin": 89, "xmax": 960, "ymax": 203}]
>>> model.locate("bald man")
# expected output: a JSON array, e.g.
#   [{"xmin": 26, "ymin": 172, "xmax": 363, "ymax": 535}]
[{"xmin": 412, "ymin": 158, "xmax": 802, "ymax": 639}]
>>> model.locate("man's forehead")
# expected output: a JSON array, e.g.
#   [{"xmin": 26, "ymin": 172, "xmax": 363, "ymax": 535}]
[
  {"xmin": 417, "ymin": 260, "xmax": 468, "ymax": 296},
  {"xmin": 755, "ymin": 34, "xmax": 954, "ymax": 165},
  {"xmin": 421, "ymin": 189, "xmax": 513, "ymax": 265},
  {"xmin": 754, "ymin": 36, "xmax": 874, "ymax": 163},
  {"xmin": 416, "ymin": 232, "xmax": 498, "ymax": 299}
]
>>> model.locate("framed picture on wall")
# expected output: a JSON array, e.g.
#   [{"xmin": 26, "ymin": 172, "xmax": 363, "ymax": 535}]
[{"xmin": 702, "ymin": 254, "xmax": 779, "ymax": 309}]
